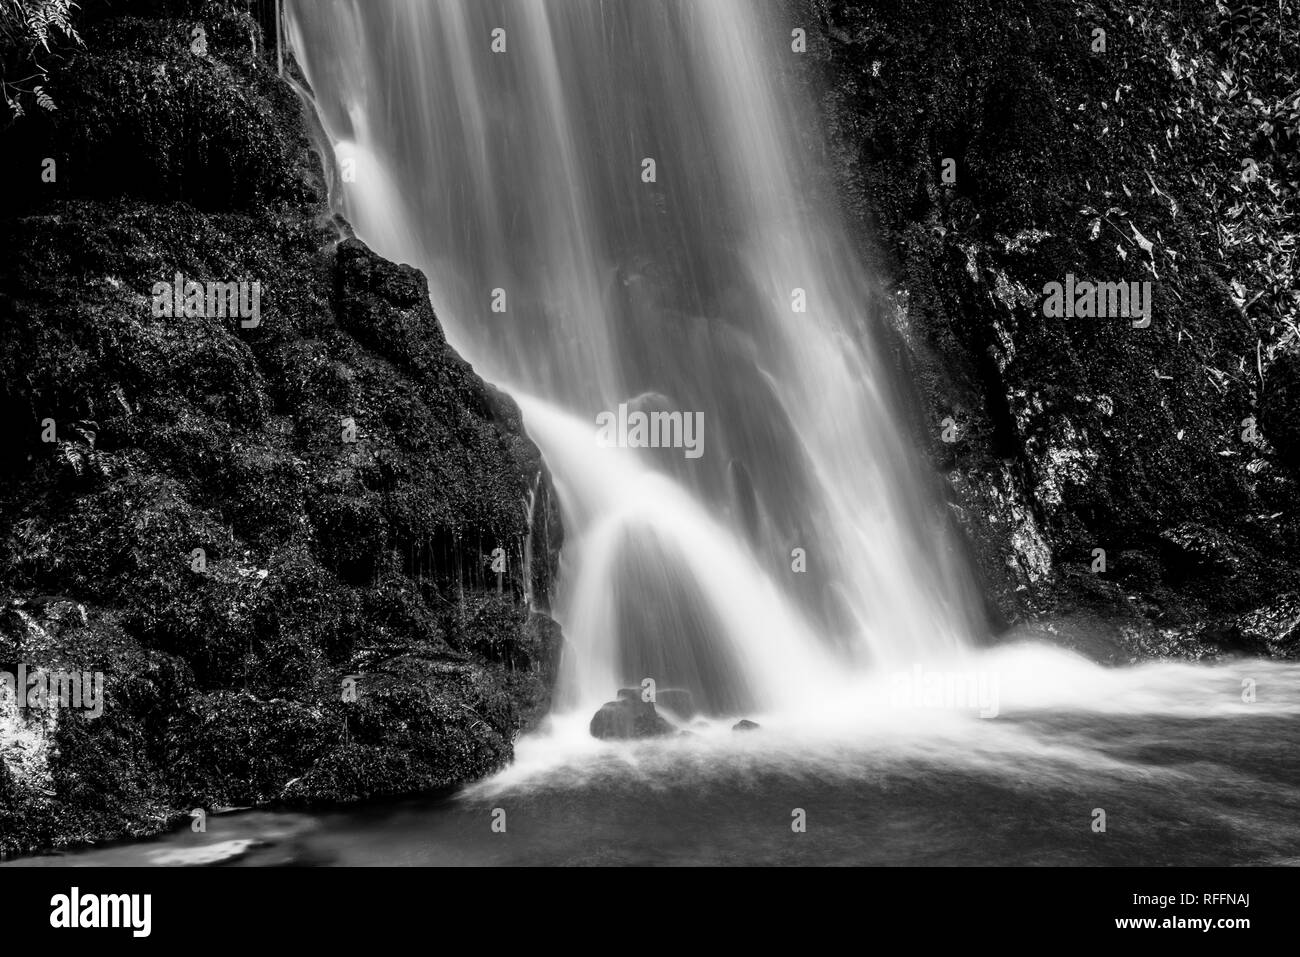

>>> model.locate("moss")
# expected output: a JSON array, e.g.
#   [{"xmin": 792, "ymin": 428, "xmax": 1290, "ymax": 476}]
[
  {"xmin": 165, "ymin": 691, "xmax": 333, "ymax": 806},
  {"xmin": 0, "ymin": 1, "xmax": 562, "ymax": 857},
  {"xmin": 810, "ymin": 0, "xmax": 1300, "ymax": 641},
  {"xmin": 3, "ymin": 6, "xmax": 322, "ymax": 214},
  {"xmin": 1261, "ymin": 347, "xmax": 1300, "ymax": 467}
]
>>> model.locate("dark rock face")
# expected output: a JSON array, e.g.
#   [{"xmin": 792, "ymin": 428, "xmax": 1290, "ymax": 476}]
[
  {"xmin": 809, "ymin": 1, "xmax": 1300, "ymax": 659},
  {"xmin": 0, "ymin": 2, "xmax": 562, "ymax": 857},
  {"xmin": 3, "ymin": 5, "xmax": 321, "ymax": 215},
  {"xmin": 589, "ymin": 697, "xmax": 676, "ymax": 740},
  {"xmin": 1261, "ymin": 348, "xmax": 1300, "ymax": 469},
  {"xmin": 1202, "ymin": 593, "xmax": 1300, "ymax": 659}
]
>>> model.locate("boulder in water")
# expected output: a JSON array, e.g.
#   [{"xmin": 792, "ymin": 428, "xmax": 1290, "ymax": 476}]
[
  {"xmin": 616, "ymin": 686, "xmax": 696, "ymax": 719},
  {"xmin": 732, "ymin": 719, "xmax": 760, "ymax": 732},
  {"xmin": 589, "ymin": 696, "xmax": 676, "ymax": 739}
]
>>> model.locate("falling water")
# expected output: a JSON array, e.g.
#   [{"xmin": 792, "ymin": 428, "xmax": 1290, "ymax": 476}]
[
  {"xmin": 284, "ymin": 0, "xmax": 981, "ymax": 716},
  {"xmin": 10, "ymin": 2, "xmax": 1298, "ymax": 871}
]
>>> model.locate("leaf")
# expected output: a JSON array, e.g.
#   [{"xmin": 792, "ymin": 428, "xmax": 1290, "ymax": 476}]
[
  {"xmin": 33, "ymin": 85, "xmax": 55, "ymax": 111},
  {"xmin": 1129, "ymin": 222, "xmax": 1155, "ymax": 255}
]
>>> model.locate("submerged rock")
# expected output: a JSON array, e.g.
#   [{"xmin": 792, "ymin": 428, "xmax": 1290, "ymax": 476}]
[{"xmin": 732, "ymin": 719, "xmax": 760, "ymax": 732}]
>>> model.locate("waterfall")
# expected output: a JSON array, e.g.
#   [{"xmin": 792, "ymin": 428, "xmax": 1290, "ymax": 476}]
[{"xmin": 286, "ymin": 0, "xmax": 982, "ymax": 717}]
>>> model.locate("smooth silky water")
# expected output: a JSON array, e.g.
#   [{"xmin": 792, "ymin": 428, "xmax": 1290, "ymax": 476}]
[
  {"xmin": 11, "ymin": 0, "xmax": 1299, "ymax": 866},
  {"xmin": 10, "ymin": 648, "xmax": 1300, "ymax": 866}
]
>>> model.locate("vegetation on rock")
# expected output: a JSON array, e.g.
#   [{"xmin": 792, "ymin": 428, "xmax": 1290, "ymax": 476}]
[
  {"xmin": 0, "ymin": 0, "xmax": 562, "ymax": 858},
  {"xmin": 806, "ymin": 0, "xmax": 1300, "ymax": 659},
  {"xmin": 1, "ymin": 0, "xmax": 81, "ymax": 118}
]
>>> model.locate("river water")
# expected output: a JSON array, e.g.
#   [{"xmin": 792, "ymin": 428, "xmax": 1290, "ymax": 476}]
[{"xmin": 10, "ymin": 646, "xmax": 1300, "ymax": 865}]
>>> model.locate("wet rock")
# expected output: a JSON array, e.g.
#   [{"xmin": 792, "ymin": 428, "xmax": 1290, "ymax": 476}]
[
  {"xmin": 1157, "ymin": 523, "xmax": 1246, "ymax": 578},
  {"xmin": 1239, "ymin": 594, "xmax": 1300, "ymax": 658},
  {"xmin": 1262, "ymin": 348, "xmax": 1300, "ymax": 469},
  {"xmin": 1153, "ymin": 524, "xmax": 1279, "ymax": 614},
  {"xmin": 616, "ymin": 686, "xmax": 695, "ymax": 719},
  {"xmin": 814, "ymin": 1, "xmax": 1300, "ymax": 645},
  {"xmin": 589, "ymin": 697, "xmax": 675, "ymax": 740},
  {"xmin": 0, "ymin": 1, "xmax": 564, "ymax": 858},
  {"xmin": 1205, "ymin": 593, "xmax": 1300, "ymax": 659},
  {"xmin": 732, "ymin": 719, "xmax": 760, "ymax": 732}
]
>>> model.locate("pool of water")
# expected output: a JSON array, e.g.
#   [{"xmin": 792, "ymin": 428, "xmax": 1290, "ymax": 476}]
[{"xmin": 9, "ymin": 645, "xmax": 1300, "ymax": 866}]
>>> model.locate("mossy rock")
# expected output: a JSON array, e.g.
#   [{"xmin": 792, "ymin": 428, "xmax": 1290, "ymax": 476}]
[{"xmin": 0, "ymin": 1, "xmax": 562, "ymax": 857}]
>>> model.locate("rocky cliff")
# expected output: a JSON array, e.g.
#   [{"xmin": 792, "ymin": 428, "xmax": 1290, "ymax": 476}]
[
  {"xmin": 0, "ymin": 0, "xmax": 562, "ymax": 858},
  {"xmin": 806, "ymin": 0, "xmax": 1300, "ymax": 662}
]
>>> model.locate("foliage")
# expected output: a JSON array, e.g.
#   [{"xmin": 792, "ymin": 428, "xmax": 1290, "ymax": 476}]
[
  {"xmin": 1161, "ymin": 2, "xmax": 1300, "ymax": 369},
  {"xmin": 0, "ymin": 0, "xmax": 81, "ymax": 118}
]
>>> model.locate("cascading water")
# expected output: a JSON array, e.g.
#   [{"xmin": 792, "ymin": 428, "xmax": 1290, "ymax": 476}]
[
  {"xmin": 285, "ymin": 0, "xmax": 982, "ymax": 719},
  {"xmin": 13, "ymin": 1, "xmax": 1300, "ymax": 872}
]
